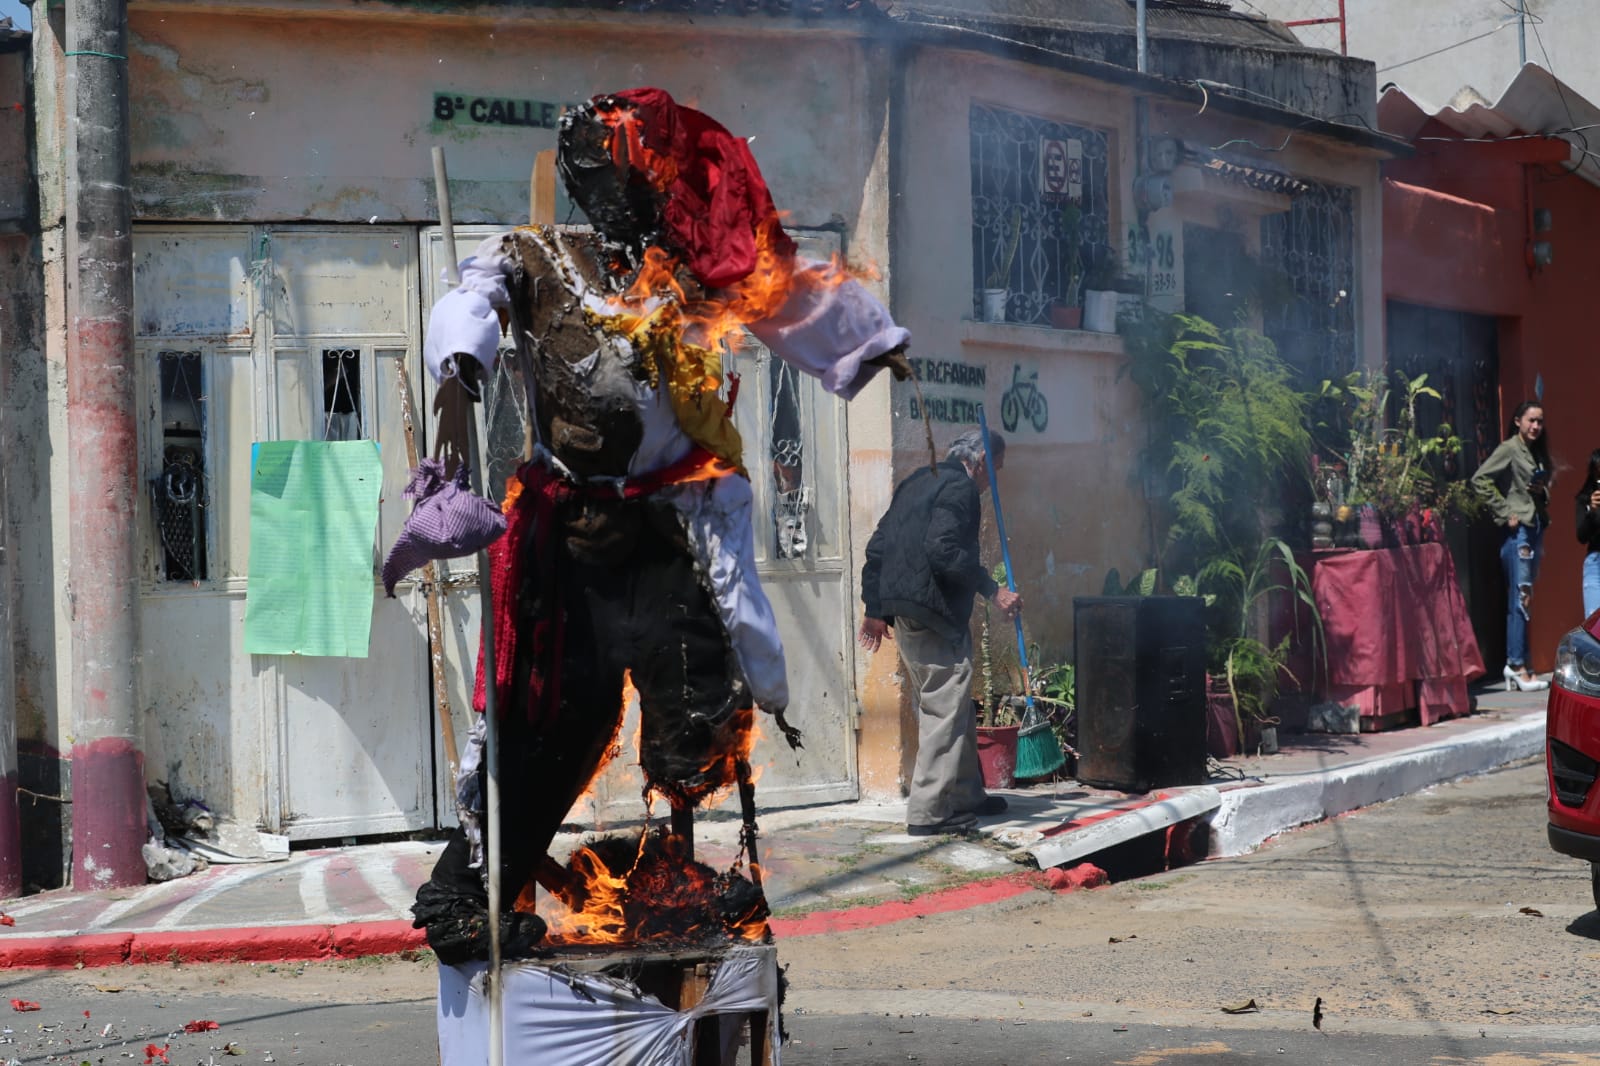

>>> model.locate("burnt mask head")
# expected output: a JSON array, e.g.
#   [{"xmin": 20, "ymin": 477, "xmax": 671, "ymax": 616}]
[{"xmin": 556, "ymin": 96, "xmax": 667, "ymax": 257}]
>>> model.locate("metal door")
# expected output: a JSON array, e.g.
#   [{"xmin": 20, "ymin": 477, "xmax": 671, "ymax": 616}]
[{"xmin": 133, "ymin": 226, "xmax": 434, "ymax": 841}]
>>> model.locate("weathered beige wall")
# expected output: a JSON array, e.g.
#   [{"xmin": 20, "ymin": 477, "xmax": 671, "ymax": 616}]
[
  {"xmin": 126, "ymin": 9, "xmax": 884, "ymax": 232},
  {"xmin": 891, "ymin": 49, "xmax": 1150, "ymax": 676},
  {"xmin": 851, "ymin": 49, "xmax": 1385, "ymax": 798},
  {"xmin": 112, "ymin": 7, "xmax": 899, "ymax": 805}
]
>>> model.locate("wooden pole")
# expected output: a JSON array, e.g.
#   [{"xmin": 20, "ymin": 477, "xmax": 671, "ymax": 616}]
[
  {"xmin": 433, "ymin": 144, "xmax": 504, "ymax": 1066},
  {"xmin": 394, "ymin": 363, "xmax": 460, "ymax": 786}
]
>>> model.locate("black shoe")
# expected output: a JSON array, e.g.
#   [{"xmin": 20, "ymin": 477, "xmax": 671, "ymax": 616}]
[
  {"xmin": 970, "ymin": 795, "xmax": 1008, "ymax": 816},
  {"xmin": 907, "ymin": 811, "xmax": 979, "ymax": 836}
]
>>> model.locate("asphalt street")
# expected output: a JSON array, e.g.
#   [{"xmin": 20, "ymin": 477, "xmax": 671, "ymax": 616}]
[{"xmin": 1, "ymin": 758, "xmax": 1595, "ymax": 1065}]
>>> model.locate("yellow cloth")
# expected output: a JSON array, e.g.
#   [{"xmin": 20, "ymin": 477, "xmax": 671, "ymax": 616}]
[{"xmin": 592, "ymin": 305, "xmax": 747, "ymax": 477}]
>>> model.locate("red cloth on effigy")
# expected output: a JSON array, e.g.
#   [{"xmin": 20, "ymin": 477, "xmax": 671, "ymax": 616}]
[{"xmin": 609, "ymin": 87, "xmax": 797, "ymax": 290}]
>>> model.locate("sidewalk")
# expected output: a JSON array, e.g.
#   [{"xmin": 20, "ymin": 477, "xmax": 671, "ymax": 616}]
[{"xmin": 0, "ymin": 686, "xmax": 1546, "ymax": 967}]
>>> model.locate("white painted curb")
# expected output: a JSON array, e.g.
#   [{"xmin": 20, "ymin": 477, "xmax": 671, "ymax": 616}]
[{"xmin": 1208, "ymin": 711, "xmax": 1546, "ymax": 857}]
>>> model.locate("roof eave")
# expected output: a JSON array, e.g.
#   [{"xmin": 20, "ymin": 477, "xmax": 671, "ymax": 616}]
[{"xmin": 890, "ymin": 18, "xmax": 1410, "ymax": 157}]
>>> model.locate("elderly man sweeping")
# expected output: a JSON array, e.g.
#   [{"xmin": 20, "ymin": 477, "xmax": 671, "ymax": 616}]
[{"xmin": 858, "ymin": 428, "xmax": 1022, "ymax": 836}]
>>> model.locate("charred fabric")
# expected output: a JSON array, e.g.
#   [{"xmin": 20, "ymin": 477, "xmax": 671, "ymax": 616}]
[{"xmin": 394, "ymin": 88, "xmax": 914, "ymax": 960}]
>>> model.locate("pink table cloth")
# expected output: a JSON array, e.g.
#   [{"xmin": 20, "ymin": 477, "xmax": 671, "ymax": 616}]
[{"xmin": 1312, "ymin": 544, "xmax": 1486, "ymax": 725}]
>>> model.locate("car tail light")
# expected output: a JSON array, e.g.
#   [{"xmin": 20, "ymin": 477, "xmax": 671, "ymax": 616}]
[
  {"xmin": 1550, "ymin": 738, "xmax": 1599, "ymax": 808},
  {"xmin": 1554, "ymin": 627, "xmax": 1600, "ymax": 697}
]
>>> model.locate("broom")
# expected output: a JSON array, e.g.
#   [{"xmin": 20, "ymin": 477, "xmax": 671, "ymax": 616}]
[{"xmin": 977, "ymin": 410, "xmax": 1066, "ymax": 781}]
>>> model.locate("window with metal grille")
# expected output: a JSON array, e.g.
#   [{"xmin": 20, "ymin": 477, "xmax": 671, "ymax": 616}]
[
  {"xmin": 1260, "ymin": 180, "xmax": 1358, "ymax": 381},
  {"xmin": 322, "ymin": 347, "xmax": 364, "ymax": 440},
  {"xmin": 151, "ymin": 350, "xmax": 208, "ymax": 582},
  {"xmin": 769, "ymin": 355, "xmax": 808, "ymax": 559},
  {"xmin": 970, "ymin": 102, "xmax": 1114, "ymax": 326}
]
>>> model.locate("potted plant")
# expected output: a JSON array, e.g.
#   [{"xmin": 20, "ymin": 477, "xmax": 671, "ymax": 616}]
[
  {"xmin": 982, "ymin": 205, "xmax": 1023, "ymax": 323},
  {"xmin": 1081, "ymin": 253, "xmax": 1120, "ymax": 333},
  {"xmin": 1317, "ymin": 370, "xmax": 1479, "ymax": 547},
  {"xmin": 1121, "ymin": 313, "xmax": 1324, "ymax": 754},
  {"xmin": 1050, "ymin": 204, "xmax": 1084, "ymax": 330}
]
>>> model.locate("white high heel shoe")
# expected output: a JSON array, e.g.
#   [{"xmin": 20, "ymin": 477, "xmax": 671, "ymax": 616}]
[{"xmin": 1504, "ymin": 666, "xmax": 1550, "ymax": 692}]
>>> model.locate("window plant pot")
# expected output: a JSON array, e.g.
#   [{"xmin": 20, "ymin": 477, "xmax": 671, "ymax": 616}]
[
  {"xmin": 1049, "ymin": 302, "xmax": 1083, "ymax": 330},
  {"xmin": 975, "ymin": 724, "xmax": 1019, "ymax": 789},
  {"xmin": 1082, "ymin": 289, "xmax": 1119, "ymax": 332},
  {"xmin": 981, "ymin": 288, "xmax": 1008, "ymax": 323}
]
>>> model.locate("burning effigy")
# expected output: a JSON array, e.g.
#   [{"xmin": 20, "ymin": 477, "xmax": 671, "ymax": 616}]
[{"xmin": 399, "ymin": 87, "xmax": 910, "ymax": 986}]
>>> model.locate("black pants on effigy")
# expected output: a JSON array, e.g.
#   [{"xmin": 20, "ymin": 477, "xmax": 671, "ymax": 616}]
[{"xmin": 427, "ymin": 493, "xmax": 751, "ymax": 925}]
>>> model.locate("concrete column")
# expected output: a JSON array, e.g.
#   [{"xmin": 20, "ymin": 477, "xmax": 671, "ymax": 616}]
[{"xmin": 65, "ymin": 0, "xmax": 144, "ymax": 890}]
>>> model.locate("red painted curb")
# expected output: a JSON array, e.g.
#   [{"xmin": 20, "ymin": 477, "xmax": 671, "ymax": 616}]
[
  {"xmin": 0, "ymin": 921, "xmax": 426, "ymax": 970},
  {"xmin": 770, "ymin": 872, "xmax": 1042, "ymax": 938},
  {"xmin": 332, "ymin": 920, "xmax": 427, "ymax": 958},
  {"xmin": 0, "ymin": 932, "xmax": 132, "ymax": 969},
  {"xmin": 128, "ymin": 925, "xmax": 336, "ymax": 964}
]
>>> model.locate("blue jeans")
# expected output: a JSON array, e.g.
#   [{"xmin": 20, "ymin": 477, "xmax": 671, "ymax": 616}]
[
  {"xmin": 1585, "ymin": 552, "xmax": 1600, "ymax": 620},
  {"xmin": 1501, "ymin": 522, "xmax": 1544, "ymax": 669}
]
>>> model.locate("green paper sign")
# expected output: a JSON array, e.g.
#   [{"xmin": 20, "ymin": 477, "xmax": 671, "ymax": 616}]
[{"xmin": 243, "ymin": 440, "xmax": 383, "ymax": 658}]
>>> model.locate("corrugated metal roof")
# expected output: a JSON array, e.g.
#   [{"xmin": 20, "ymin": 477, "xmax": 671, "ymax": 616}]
[{"xmin": 1379, "ymin": 64, "xmax": 1600, "ymax": 188}]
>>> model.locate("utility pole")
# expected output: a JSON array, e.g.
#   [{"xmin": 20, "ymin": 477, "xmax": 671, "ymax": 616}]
[
  {"xmin": 1136, "ymin": 0, "xmax": 1148, "ymax": 74},
  {"xmin": 1518, "ymin": 0, "xmax": 1527, "ymax": 66},
  {"xmin": 65, "ymin": 0, "xmax": 145, "ymax": 889}
]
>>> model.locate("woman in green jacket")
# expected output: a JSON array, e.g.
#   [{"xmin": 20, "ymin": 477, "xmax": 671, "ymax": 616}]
[{"xmin": 1472, "ymin": 401, "xmax": 1551, "ymax": 691}]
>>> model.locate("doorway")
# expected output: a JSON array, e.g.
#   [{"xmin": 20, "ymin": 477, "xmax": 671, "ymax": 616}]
[{"xmin": 1385, "ymin": 301, "xmax": 1503, "ymax": 671}]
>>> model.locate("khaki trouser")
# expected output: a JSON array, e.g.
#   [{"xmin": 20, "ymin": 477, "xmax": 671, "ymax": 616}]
[{"xmin": 896, "ymin": 618, "xmax": 987, "ymax": 826}]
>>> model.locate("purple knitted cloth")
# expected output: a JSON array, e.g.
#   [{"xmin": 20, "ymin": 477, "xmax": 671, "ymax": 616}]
[{"xmin": 381, "ymin": 459, "xmax": 508, "ymax": 597}]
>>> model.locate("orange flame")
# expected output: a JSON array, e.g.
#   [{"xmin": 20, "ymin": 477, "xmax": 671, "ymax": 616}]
[
  {"xmin": 602, "ymin": 214, "xmax": 865, "ymax": 356},
  {"xmin": 536, "ymin": 829, "xmax": 770, "ymax": 949}
]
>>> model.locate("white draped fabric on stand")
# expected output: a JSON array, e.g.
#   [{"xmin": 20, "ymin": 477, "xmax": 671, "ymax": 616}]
[{"xmin": 436, "ymin": 946, "xmax": 781, "ymax": 1066}]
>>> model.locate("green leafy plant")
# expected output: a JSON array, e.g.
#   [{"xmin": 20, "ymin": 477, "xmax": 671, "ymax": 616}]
[
  {"xmin": 985, "ymin": 206, "xmax": 1024, "ymax": 291},
  {"xmin": 1326, "ymin": 369, "xmax": 1478, "ymax": 523},
  {"xmin": 1202, "ymin": 539, "xmax": 1320, "ymax": 743},
  {"xmin": 1059, "ymin": 204, "xmax": 1084, "ymax": 306},
  {"xmin": 1120, "ymin": 312, "xmax": 1322, "ymax": 722}
]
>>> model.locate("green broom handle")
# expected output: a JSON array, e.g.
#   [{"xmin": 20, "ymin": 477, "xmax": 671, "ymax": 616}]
[{"xmin": 977, "ymin": 408, "xmax": 1035, "ymax": 717}]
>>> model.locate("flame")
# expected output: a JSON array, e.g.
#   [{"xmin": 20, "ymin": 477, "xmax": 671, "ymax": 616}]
[
  {"xmin": 567, "ymin": 671, "xmax": 635, "ymax": 816},
  {"xmin": 601, "ymin": 214, "xmax": 863, "ymax": 356},
  {"xmin": 535, "ymin": 829, "xmax": 770, "ymax": 948}
]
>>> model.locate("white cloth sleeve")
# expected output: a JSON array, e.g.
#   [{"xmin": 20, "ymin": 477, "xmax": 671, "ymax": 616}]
[
  {"xmin": 423, "ymin": 236, "xmax": 514, "ymax": 385},
  {"xmin": 663, "ymin": 476, "xmax": 789, "ymax": 714},
  {"xmin": 746, "ymin": 257, "xmax": 911, "ymax": 402}
]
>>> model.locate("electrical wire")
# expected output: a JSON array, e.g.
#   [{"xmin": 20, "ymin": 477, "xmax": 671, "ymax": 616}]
[
  {"xmin": 1526, "ymin": 13, "xmax": 1589, "ymax": 176},
  {"xmin": 1377, "ymin": 23, "xmax": 1513, "ymax": 75}
]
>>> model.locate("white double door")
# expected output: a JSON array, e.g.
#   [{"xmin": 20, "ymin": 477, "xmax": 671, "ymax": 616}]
[{"xmin": 131, "ymin": 223, "xmax": 857, "ymax": 842}]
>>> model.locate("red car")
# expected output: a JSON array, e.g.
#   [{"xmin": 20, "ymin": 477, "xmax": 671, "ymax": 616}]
[{"xmin": 1548, "ymin": 615, "xmax": 1600, "ymax": 909}]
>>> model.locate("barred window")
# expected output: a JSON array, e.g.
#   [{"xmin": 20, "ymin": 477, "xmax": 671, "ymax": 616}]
[
  {"xmin": 970, "ymin": 102, "xmax": 1114, "ymax": 326},
  {"xmin": 151, "ymin": 350, "xmax": 208, "ymax": 583},
  {"xmin": 322, "ymin": 347, "xmax": 365, "ymax": 441},
  {"xmin": 1260, "ymin": 180, "xmax": 1357, "ymax": 380}
]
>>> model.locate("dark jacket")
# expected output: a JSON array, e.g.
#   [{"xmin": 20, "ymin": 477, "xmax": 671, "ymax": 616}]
[
  {"xmin": 861, "ymin": 459, "xmax": 999, "ymax": 642},
  {"xmin": 1577, "ymin": 481, "xmax": 1600, "ymax": 554}
]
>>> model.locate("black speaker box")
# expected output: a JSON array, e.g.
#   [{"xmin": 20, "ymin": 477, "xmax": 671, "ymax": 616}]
[{"xmin": 1072, "ymin": 596, "xmax": 1207, "ymax": 792}]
